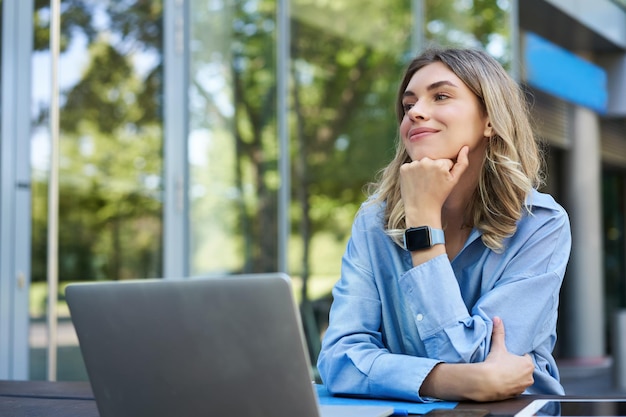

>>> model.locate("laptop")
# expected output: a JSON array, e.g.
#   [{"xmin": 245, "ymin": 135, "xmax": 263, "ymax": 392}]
[{"xmin": 66, "ymin": 273, "xmax": 393, "ymax": 417}]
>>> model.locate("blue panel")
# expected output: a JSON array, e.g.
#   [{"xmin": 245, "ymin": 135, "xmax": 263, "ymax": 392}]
[{"xmin": 524, "ymin": 32, "xmax": 607, "ymax": 114}]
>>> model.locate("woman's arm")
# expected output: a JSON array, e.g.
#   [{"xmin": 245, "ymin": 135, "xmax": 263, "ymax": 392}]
[
  {"xmin": 420, "ymin": 317, "xmax": 535, "ymax": 402},
  {"xmin": 318, "ymin": 195, "xmax": 569, "ymax": 402},
  {"xmin": 399, "ymin": 200, "xmax": 570, "ymax": 364}
]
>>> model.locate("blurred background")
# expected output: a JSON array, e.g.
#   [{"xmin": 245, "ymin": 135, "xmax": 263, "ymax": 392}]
[{"xmin": 1, "ymin": 0, "xmax": 626, "ymax": 393}]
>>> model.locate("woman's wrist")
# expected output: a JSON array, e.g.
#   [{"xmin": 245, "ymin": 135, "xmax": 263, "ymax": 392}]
[
  {"xmin": 420, "ymin": 362, "xmax": 486, "ymax": 401},
  {"xmin": 404, "ymin": 212, "xmax": 442, "ymax": 229},
  {"xmin": 421, "ymin": 359, "xmax": 531, "ymax": 403}
]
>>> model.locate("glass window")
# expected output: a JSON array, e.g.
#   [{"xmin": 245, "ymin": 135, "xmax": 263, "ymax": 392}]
[
  {"xmin": 289, "ymin": 0, "xmax": 413, "ymax": 289},
  {"xmin": 425, "ymin": 0, "xmax": 513, "ymax": 68},
  {"xmin": 188, "ymin": 0, "xmax": 416, "ymax": 284},
  {"xmin": 289, "ymin": 0, "xmax": 413, "ymax": 361},
  {"xmin": 30, "ymin": 0, "xmax": 164, "ymax": 380},
  {"xmin": 189, "ymin": 0, "xmax": 279, "ymax": 275},
  {"xmin": 187, "ymin": 0, "xmax": 413, "ymax": 362}
]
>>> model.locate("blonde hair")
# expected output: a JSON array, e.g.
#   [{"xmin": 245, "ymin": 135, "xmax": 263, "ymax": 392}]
[{"xmin": 369, "ymin": 48, "xmax": 543, "ymax": 252}]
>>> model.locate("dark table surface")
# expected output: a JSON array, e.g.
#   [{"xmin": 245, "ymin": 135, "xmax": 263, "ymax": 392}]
[
  {"xmin": 0, "ymin": 380, "xmax": 98, "ymax": 417},
  {"xmin": 2, "ymin": 380, "xmax": 626, "ymax": 416}
]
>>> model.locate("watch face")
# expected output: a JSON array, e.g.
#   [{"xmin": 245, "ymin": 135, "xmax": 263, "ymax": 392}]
[{"xmin": 404, "ymin": 227, "xmax": 430, "ymax": 251}]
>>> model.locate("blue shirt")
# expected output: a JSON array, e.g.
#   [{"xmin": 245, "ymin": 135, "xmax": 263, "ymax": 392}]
[{"xmin": 317, "ymin": 189, "xmax": 571, "ymax": 402}]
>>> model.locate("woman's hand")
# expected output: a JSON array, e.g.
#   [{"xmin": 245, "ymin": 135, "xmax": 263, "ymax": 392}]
[
  {"xmin": 419, "ymin": 317, "xmax": 535, "ymax": 402},
  {"xmin": 400, "ymin": 146, "xmax": 469, "ymax": 226},
  {"xmin": 469, "ymin": 316, "xmax": 535, "ymax": 402}
]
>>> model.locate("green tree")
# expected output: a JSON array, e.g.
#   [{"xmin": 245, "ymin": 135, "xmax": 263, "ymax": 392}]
[
  {"xmin": 425, "ymin": 0, "xmax": 512, "ymax": 66},
  {"xmin": 30, "ymin": 0, "xmax": 512, "ymax": 287},
  {"xmin": 32, "ymin": 0, "xmax": 163, "ymax": 282},
  {"xmin": 290, "ymin": 0, "xmax": 412, "ymax": 298}
]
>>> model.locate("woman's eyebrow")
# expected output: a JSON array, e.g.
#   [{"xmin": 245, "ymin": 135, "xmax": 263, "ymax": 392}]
[
  {"xmin": 403, "ymin": 80, "xmax": 459, "ymax": 97},
  {"xmin": 427, "ymin": 80, "xmax": 458, "ymax": 91}
]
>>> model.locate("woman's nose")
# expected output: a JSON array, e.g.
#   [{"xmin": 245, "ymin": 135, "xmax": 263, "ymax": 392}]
[{"xmin": 407, "ymin": 102, "xmax": 428, "ymax": 120}]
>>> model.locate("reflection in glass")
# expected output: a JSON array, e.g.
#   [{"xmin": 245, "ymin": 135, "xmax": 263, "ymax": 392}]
[
  {"xmin": 30, "ymin": 0, "xmax": 163, "ymax": 380},
  {"xmin": 188, "ymin": 0, "xmax": 414, "ymax": 360},
  {"xmin": 425, "ymin": 0, "xmax": 513, "ymax": 68},
  {"xmin": 289, "ymin": 0, "xmax": 413, "ymax": 362},
  {"xmin": 189, "ymin": 0, "xmax": 279, "ymax": 275},
  {"xmin": 290, "ymin": 0, "xmax": 412, "ymax": 289}
]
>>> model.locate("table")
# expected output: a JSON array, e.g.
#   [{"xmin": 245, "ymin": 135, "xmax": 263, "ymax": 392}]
[
  {"xmin": 1, "ymin": 380, "xmax": 626, "ymax": 416},
  {"xmin": 0, "ymin": 380, "xmax": 98, "ymax": 416}
]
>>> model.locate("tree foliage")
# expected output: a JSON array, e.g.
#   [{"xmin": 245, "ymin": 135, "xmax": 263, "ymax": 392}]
[
  {"xmin": 31, "ymin": 0, "xmax": 512, "ymax": 284},
  {"xmin": 32, "ymin": 0, "xmax": 163, "ymax": 282},
  {"xmin": 425, "ymin": 0, "xmax": 512, "ymax": 66}
]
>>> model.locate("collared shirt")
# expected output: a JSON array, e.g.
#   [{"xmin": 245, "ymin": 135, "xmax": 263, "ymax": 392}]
[{"xmin": 317, "ymin": 189, "xmax": 571, "ymax": 402}]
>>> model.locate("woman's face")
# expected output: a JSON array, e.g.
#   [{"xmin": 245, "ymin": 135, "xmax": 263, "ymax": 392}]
[{"xmin": 399, "ymin": 62, "xmax": 492, "ymax": 162}]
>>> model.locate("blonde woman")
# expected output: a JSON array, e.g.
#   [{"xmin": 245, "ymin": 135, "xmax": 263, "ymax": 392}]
[{"xmin": 317, "ymin": 48, "xmax": 571, "ymax": 402}]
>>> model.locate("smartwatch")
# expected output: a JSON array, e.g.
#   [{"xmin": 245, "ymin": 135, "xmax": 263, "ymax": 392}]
[{"xmin": 403, "ymin": 226, "xmax": 445, "ymax": 251}]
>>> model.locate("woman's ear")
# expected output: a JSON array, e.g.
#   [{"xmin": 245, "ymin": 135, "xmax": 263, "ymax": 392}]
[{"xmin": 483, "ymin": 121, "xmax": 494, "ymax": 138}]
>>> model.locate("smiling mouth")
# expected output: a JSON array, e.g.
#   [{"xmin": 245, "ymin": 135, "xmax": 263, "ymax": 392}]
[{"xmin": 407, "ymin": 128, "xmax": 438, "ymax": 141}]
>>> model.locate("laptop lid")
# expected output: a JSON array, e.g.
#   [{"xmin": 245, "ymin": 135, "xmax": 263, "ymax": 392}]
[{"xmin": 66, "ymin": 273, "xmax": 392, "ymax": 417}]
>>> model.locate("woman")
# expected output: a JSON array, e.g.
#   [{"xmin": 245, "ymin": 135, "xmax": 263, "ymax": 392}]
[{"xmin": 316, "ymin": 47, "xmax": 571, "ymax": 403}]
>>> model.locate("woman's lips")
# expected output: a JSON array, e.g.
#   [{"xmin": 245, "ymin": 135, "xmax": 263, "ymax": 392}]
[{"xmin": 408, "ymin": 127, "xmax": 438, "ymax": 141}]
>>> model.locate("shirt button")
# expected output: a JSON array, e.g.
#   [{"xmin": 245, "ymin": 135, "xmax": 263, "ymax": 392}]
[{"xmin": 416, "ymin": 314, "xmax": 424, "ymax": 322}]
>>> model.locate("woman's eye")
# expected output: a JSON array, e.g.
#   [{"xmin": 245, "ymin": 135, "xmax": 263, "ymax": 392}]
[
  {"xmin": 434, "ymin": 93, "xmax": 449, "ymax": 101},
  {"xmin": 402, "ymin": 103, "xmax": 414, "ymax": 112}
]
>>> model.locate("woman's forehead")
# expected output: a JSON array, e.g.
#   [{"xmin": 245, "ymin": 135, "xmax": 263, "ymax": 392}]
[{"xmin": 405, "ymin": 62, "xmax": 467, "ymax": 92}]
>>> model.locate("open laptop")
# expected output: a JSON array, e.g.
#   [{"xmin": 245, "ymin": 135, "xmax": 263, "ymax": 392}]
[{"xmin": 66, "ymin": 273, "xmax": 393, "ymax": 417}]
